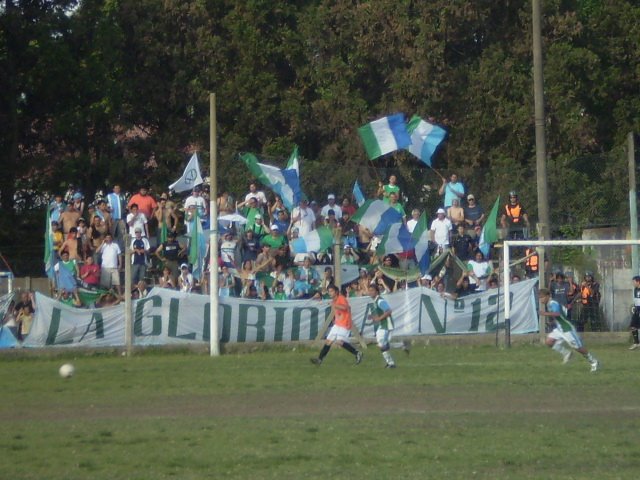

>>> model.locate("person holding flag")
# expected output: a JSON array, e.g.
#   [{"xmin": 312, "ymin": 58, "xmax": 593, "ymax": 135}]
[{"xmin": 310, "ymin": 285, "xmax": 363, "ymax": 366}]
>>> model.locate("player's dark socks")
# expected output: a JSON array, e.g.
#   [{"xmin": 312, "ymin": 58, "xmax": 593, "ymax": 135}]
[
  {"xmin": 341, "ymin": 342, "xmax": 358, "ymax": 356},
  {"xmin": 318, "ymin": 344, "xmax": 331, "ymax": 360},
  {"xmin": 633, "ymin": 330, "xmax": 639, "ymax": 343}
]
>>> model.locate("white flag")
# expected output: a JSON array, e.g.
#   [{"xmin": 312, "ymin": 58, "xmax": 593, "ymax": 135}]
[{"xmin": 169, "ymin": 153, "xmax": 203, "ymax": 193}]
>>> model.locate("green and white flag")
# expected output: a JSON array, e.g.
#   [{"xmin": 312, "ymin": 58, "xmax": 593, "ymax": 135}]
[
  {"xmin": 358, "ymin": 114, "xmax": 412, "ymax": 160},
  {"xmin": 291, "ymin": 226, "xmax": 334, "ymax": 253}
]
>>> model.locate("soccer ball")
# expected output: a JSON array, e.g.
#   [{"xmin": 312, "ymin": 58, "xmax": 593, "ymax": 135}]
[{"xmin": 59, "ymin": 363, "xmax": 75, "ymax": 378}]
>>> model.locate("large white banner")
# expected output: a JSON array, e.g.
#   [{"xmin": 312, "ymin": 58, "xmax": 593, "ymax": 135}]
[{"xmin": 24, "ymin": 279, "xmax": 538, "ymax": 348}]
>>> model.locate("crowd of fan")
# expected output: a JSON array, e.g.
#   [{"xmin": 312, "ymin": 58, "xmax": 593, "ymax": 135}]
[{"xmin": 43, "ymin": 173, "xmax": 540, "ymax": 309}]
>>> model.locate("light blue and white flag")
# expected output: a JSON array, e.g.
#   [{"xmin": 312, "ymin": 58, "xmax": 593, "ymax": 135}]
[
  {"xmin": 352, "ymin": 180, "xmax": 366, "ymax": 207},
  {"xmin": 286, "ymin": 145, "xmax": 299, "ymax": 174},
  {"xmin": 376, "ymin": 223, "xmax": 415, "ymax": 256},
  {"xmin": 291, "ymin": 226, "xmax": 334, "ymax": 254},
  {"xmin": 358, "ymin": 113, "xmax": 412, "ymax": 160},
  {"xmin": 406, "ymin": 115, "xmax": 447, "ymax": 167},
  {"xmin": 188, "ymin": 210, "xmax": 208, "ymax": 281},
  {"xmin": 169, "ymin": 152, "xmax": 204, "ymax": 193},
  {"xmin": 412, "ymin": 212, "xmax": 431, "ymax": 275},
  {"xmin": 350, "ymin": 200, "xmax": 404, "ymax": 236},
  {"xmin": 240, "ymin": 153, "xmax": 301, "ymax": 211}
]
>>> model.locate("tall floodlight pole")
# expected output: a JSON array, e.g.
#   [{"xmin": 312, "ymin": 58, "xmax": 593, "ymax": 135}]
[
  {"xmin": 209, "ymin": 93, "xmax": 220, "ymax": 356},
  {"xmin": 629, "ymin": 133, "xmax": 638, "ymax": 275}
]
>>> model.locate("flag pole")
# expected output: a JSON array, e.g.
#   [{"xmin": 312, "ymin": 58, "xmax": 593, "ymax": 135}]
[{"xmin": 209, "ymin": 93, "xmax": 220, "ymax": 357}]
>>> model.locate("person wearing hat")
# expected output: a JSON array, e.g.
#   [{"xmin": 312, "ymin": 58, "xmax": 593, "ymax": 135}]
[
  {"xmin": 430, "ymin": 207, "xmax": 453, "ymax": 254},
  {"xmin": 130, "ymin": 227, "xmax": 150, "ymax": 285},
  {"xmin": 629, "ymin": 276, "xmax": 640, "ymax": 350},
  {"xmin": 248, "ymin": 213, "xmax": 270, "ymax": 240},
  {"xmin": 71, "ymin": 191, "xmax": 85, "ymax": 217},
  {"xmin": 340, "ymin": 243, "xmax": 360, "ymax": 265},
  {"xmin": 419, "ymin": 274, "xmax": 433, "ymax": 289},
  {"xmin": 178, "ymin": 263, "xmax": 194, "ymax": 293},
  {"xmin": 500, "ymin": 190, "xmax": 530, "ymax": 240},
  {"xmin": 155, "ymin": 231, "xmax": 185, "ymax": 282},
  {"xmin": 464, "ymin": 194, "xmax": 485, "ymax": 228},
  {"xmin": 261, "ymin": 224, "xmax": 287, "ymax": 253},
  {"xmin": 321, "ymin": 194, "xmax": 342, "ymax": 220}
]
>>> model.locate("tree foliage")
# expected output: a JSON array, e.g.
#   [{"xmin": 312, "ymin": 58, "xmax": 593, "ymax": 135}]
[{"xmin": 1, "ymin": 0, "xmax": 639, "ymax": 274}]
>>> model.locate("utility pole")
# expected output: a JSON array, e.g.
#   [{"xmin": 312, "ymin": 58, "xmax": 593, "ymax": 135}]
[
  {"xmin": 629, "ymin": 132, "xmax": 638, "ymax": 275},
  {"xmin": 532, "ymin": 0, "xmax": 551, "ymax": 343}
]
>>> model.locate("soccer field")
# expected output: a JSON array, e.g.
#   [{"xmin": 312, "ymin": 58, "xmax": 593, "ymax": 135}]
[{"xmin": 1, "ymin": 343, "xmax": 639, "ymax": 479}]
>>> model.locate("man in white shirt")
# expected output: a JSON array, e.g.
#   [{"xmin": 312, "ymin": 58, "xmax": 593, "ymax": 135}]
[
  {"xmin": 407, "ymin": 209, "xmax": 421, "ymax": 233},
  {"xmin": 244, "ymin": 182, "xmax": 268, "ymax": 209},
  {"xmin": 320, "ymin": 194, "xmax": 342, "ymax": 220},
  {"xmin": 184, "ymin": 186, "xmax": 207, "ymax": 219},
  {"xmin": 430, "ymin": 208, "xmax": 452, "ymax": 253},
  {"xmin": 99, "ymin": 233, "xmax": 122, "ymax": 293},
  {"xmin": 126, "ymin": 203, "xmax": 148, "ymax": 237},
  {"xmin": 291, "ymin": 199, "xmax": 316, "ymax": 236}
]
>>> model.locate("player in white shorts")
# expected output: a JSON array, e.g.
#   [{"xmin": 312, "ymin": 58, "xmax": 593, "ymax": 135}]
[{"xmin": 539, "ymin": 288, "xmax": 599, "ymax": 372}]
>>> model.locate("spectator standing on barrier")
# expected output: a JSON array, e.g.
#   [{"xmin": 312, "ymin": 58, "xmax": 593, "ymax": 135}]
[
  {"xmin": 311, "ymin": 284, "xmax": 363, "ymax": 366},
  {"xmin": 128, "ymin": 186, "xmax": 157, "ymax": 222},
  {"xmin": 539, "ymin": 288, "xmax": 600, "ymax": 372},
  {"xmin": 579, "ymin": 271, "xmax": 601, "ymax": 332},
  {"xmin": 155, "ymin": 231, "xmax": 184, "ymax": 282},
  {"xmin": 107, "ymin": 184, "xmax": 127, "ymax": 248},
  {"xmin": 430, "ymin": 208, "xmax": 452, "ymax": 255},
  {"xmin": 500, "ymin": 191, "xmax": 530, "ymax": 240},
  {"xmin": 629, "ymin": 275, "xmax": 640, "ymax": 350}
]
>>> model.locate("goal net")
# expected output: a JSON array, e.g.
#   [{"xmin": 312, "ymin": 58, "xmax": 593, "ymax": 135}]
[{"xmin": 502, "ymin": 238, "xmax": 640, "ymax": 338}]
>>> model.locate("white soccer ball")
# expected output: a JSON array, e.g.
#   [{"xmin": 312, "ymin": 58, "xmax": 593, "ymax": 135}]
[{"xmin": 59, "ymin": 363, "xmax": 75, "ymax": 378}]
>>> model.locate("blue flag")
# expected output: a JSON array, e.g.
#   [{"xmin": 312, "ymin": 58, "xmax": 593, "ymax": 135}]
[{"xmin": 352, "ymin": 180, "xmax": 366, "ymax": 207}]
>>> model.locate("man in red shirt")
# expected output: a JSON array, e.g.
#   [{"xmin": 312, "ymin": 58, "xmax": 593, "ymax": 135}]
[{"xmin": 311, "ymin": 284, "xmax": 363, "ymax": 365}]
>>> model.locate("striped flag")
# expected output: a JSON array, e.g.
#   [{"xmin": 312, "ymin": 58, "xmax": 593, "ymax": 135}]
[
  {"xmin": 43, "ymin": 208, "xmax": 55, "ymax": 279},
  {"xmin": 376, "ymin": 223, "xmax": 415, "ymax": 256},
  {"xmin": 478, "ymin": 196, "xmax": 501, "ymax": 258},
  {"xmin": 358, "ymin": 114, "xmax": 411, "ymax": 160},
  {"xmin": 406, "ymin": 115, "xmax": 447, "ymax": 167},
  {"xmin": 188, "ymin": 210, "xmax": 208, "ymax": 281},
  {"xmin": 412, "ymin": 212, "xmax": 431, "ymax": 275},
  {"xmin": 240, "ymin": 153, "xmax": 301, "ymax": 210},
  {"xmin": 350, "ymin": 200, "xmax": 404, "ymax": 236},
  {"xmin": 291, "ymin": 226, "xmax": 334, "ymax": 254},
  {"xmin": 352, "ymin": 180, "xmax": 366, "ymax": 207},
  {"xmin": 286, "ymin": 145, "xmax": 299, "ymax": 174}
]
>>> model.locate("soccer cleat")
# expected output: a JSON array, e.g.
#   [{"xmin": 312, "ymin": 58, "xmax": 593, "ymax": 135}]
[
  {"xmin": 629, "ymin": 343, "xmax": 640, "ymax": 350},
  {"xmin": 562, "ymin": 350, "xmax": 573, "ymax": 364},
  {"xmin": 385, "ymin": 363, "xmax": 396, "ymax": 369},
  {"xmin": 310, "ymin": 357, "xmax": 322, "ymax": 366},
  {"xmin": 402, "ymin": 340, "xmax": 411, "ymax": 355},
  {"xmin": 590, "ymin": 360, "xmax": 600, "ymax": 372},
  {"xmin": 355, "ymin": 351, "xmax": 363, "ymax": 365}
]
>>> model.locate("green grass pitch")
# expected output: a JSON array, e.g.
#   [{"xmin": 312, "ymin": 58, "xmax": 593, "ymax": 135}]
[{"xmin": 1, "ymin": 342, "xmax": 639, "ymax": 479}]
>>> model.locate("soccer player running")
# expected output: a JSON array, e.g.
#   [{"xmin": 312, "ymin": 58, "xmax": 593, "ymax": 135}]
[
  {"xmin": 539, "ymin": 288, "xmax": 600, "ymax": 372},
  {"xmin": 368, "ymin": 284, "xmax": 398, "ymax": 368},
  {"xmin": 311, "ymin": 284, "xmax": 363, "ymax": 366}
]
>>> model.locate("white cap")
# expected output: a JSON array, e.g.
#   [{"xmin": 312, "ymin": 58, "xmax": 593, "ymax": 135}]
[
  {"xmin": 180, "ymin": 263, "xmax": 189, "ymax": 270},
  {"xmin": 437, "ymin": 208, "xmax": 446, "ymax": 214},
  {"xmin": 270, "ymin": 224, "xmax": 279, "ymax": 230},
  {"xmin": 254, "ymin": 214, "xmax": 262, "ymax": 219},
  {"xmin": 421, "ymin": 274, "xmax": 433, "ymax": 281},
  {"xmin": 328, "ymin": 194, "xmax": 335, "ymax": 200}
]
